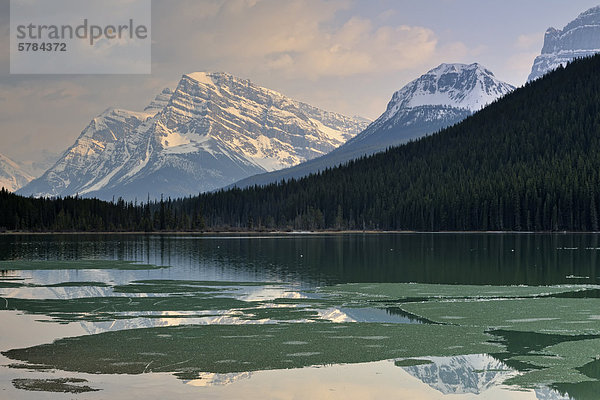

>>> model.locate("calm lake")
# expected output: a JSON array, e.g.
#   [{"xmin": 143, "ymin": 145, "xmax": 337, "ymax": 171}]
[{"xmin": 1, "ymin": 233, "xmax": 600, "ymax": 399}]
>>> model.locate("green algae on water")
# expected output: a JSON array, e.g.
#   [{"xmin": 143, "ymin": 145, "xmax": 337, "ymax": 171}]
[
  {"xmin": 394, "ymin": 359, "xmax": 434, "ymax": 367},
  {"xmin": 3, "ymin": 323, "xmax": 497, "ymax": 377},
  {"xmin": 2, "ymin": 294, "xmax": 253, "ymax": 322},
  {"xmin": 316, "ymin": 283, "xmax": 597, "ymax": 304},
  {"xmin": 505, "ymin": 338, "xmax": 600, "ymax": 387},
  {"xmin": 401, "ymin": 298, "xmax": 600, "ymax": 335},
  {"xmin": 12, "ymin": 378, "xmax": 100, "ymax": 393}
]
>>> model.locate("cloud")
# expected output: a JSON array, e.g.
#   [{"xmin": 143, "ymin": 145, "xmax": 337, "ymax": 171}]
[
  {"xmin": 0, "ymin": 74, "xmax": 175, "ymax": 161},
  {"xmin": 515, "ymin": 32, "xmax": 544, "ymax": 50},
  {"xmin": 378, "ymin": 9, "xmax": 396, "ymax": 21},
  {"xmin": 503, "ymin": 51, "xmax": 539, "ymax": 84},
  {"xmin": 1, "ymin": 0, "xmax": 512, "ymax": 162},
  {"xmin": 436, "ymin": 41, "xmax": 469, "ymax": 61},
  {"xmin": 0, "ymin": 81, "xmax": 84, "ymax": 117},
  {"xmin": 0, "ymin": 80, "xmax": 90, "ymax": 160},
  {"xmin": 0, "ymin": 20, "xmax": 9, "ymax": 72},
  {"xmin": 500, "ymin": 32, "xmax": 544, "ymax": 83},
  {"xmin": 265, "ymin": 19, "xmax": 438, "ymax": 78},
  {"xmin": 152, "ymin": 0, "xmax": 438, "ymax": 79}
]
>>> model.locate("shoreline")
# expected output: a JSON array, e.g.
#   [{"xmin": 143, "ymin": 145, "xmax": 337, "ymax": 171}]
[{"xmin": 0, "ymin": 230, "xmax": 597, "ymax": 235}]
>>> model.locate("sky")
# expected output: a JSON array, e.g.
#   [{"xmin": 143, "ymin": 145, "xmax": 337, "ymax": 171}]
[{"xmin": 1, "ymin": 0, "xmax": 600, "ymax": 165}]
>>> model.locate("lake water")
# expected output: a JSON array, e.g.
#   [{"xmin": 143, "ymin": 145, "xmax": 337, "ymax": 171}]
[{"xmin": 1, "ymin": 233, "xmax": 600, "ymax": 399}]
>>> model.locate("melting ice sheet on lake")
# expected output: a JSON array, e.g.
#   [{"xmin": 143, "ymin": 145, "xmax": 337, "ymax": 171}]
[{"xmin": 0, "ymin": 263, "xmax": 599, "ymax": 399}]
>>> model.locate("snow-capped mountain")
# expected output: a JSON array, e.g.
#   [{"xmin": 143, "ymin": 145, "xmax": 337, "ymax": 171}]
[
  {"xmin": 529, "ymin": 6, "xmax": 600, "ymax": 81},
  {"xmin": 18, "ymin": 107, "xmax": 156, "ymax": 200},
  {"xmin": 380, "ymin": 63, "xmax": 512, "ymax": 116},
  {"xmin": 18, "ymin": 73, "xmax": 368, "ymax": 200},
  {"xmin": 343, "ymin": 63, "xmax": 514, "ymax": 151},
  {"xmin": 232, "ymin": 63, "xmax": 514, "ymax": 189},
  {"xmin": 400, "ymin": 354, "xmax": 516, "ymax": 395},
  {"xmin": 0, "ymin": 153, "xmax": 34, "ymax": 192}
]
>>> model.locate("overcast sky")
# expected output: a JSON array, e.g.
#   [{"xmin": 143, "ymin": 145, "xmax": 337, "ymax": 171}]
[{"xmin": 1, "ymin": 0, "xmax": 599, "ymax": 164}]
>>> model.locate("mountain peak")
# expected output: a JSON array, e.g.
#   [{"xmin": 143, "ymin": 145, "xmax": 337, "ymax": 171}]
[
  {"xmin": 183, "ymin": 71, "xmax": 247, "ymax": 88},
  {"xmin": 182, "ymin": 71, "xmax": 287, "ymax": 101},
  {"xmin": 144, "ymin": 88, "xmax": 173, "ymax": 114},
  {"xmin": 184, "ymin": 71, "xmax": 219, "ymax": 86},
  {"xmin": 568, "ymin": 5, "xmax": 600, "ymax": 25},
  {"xmin": 529, "ymin": 5, "xmax": 600, "ymax": 81},
  {"xmin": 20, "ymin": 72, "xmax": 369, "ymax": 200},
  {"xmin": 382, "ymin": 62, "xmax": 514, "ymax": 123},
  {"xmin": 230, "ymin": 62, "xmax": 514, "ymax": 190},
  {"xmin": 431, "ymin": 63, "xmax": 492, "ymax": 77}
]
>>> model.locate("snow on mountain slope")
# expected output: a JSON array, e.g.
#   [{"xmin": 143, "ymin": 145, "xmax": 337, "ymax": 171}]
[
  {"xmin": 381, "ymin": 63, "xmax": 512, "ymax": 119},
  {"xmin": 0, "ymin": 153, "xmax": 34, "ymax": 192},
  {"xmin": 19, "ymin": 108, "xmax": 155, "ymax": 198},
  {"xmin": 529, "ymin": 6, "xmax": 600, "ymax": 81},
  {"xmin": 18, "ymin": 73, "xmax": 368, "ymax": 200},
  {"xmin": 344, "ymin": 63, "xmax": 514, "ymax": 150},
  {"xmin": 161, "ymin": 72, "xmax": 366, "ymax": 171},
  {"xmin": 232, "ymin": 63, "xmax": 514, "ymax": 189}
]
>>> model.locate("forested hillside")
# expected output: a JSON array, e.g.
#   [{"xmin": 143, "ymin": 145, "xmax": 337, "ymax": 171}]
[
  {"xmin": 0, "ymin": 189, "xmax": 205, "ymax": 232},
  {"xmin": 191, "ymin": 55, "xmax": 600, "ymax": 231}
]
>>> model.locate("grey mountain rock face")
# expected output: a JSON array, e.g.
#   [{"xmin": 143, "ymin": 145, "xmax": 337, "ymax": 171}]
[
  {"xmin": 529, "ymin": 6, "xmax": 600, "ymax": 81},
  {"xmin": 18, "ymin": 72, "xmax": 368, "ymax": 200},
  {"xmin": 143, "ymin": 88, "xmax": 173, "ymax": 114},
  {"xmin": 232, "ymin": 63, "xmax": 514, "ymax": 189}
]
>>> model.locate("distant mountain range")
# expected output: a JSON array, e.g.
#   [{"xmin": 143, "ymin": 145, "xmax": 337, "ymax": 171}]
[
  {"xmin": 12, "ymin": 5, "xmax": 600, "ymax": 200},
  {"xmin": 529, "ymin": 5, "xmax": 600, "ymax": 81},
  {"xmin": 17, "ymin": 63, "xmax": 512, "ymax": 199},
  {"xmin": 18, "ymin": 73, "xmax": 368, "ymax": 201},
  {"xmin": 2, "ymin": 62, "xmax": 516, "ymax": 198},
  {"xmin": 232, "ymin": 63, "xmax": 514, "ymax": 189},
  {"xmin": 5, "ymin": 50, "xmax": 600, "ymax": 232},
  {"xmin": 0, "ymin": 153, "xmax": 33, "ymax": 193}
]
